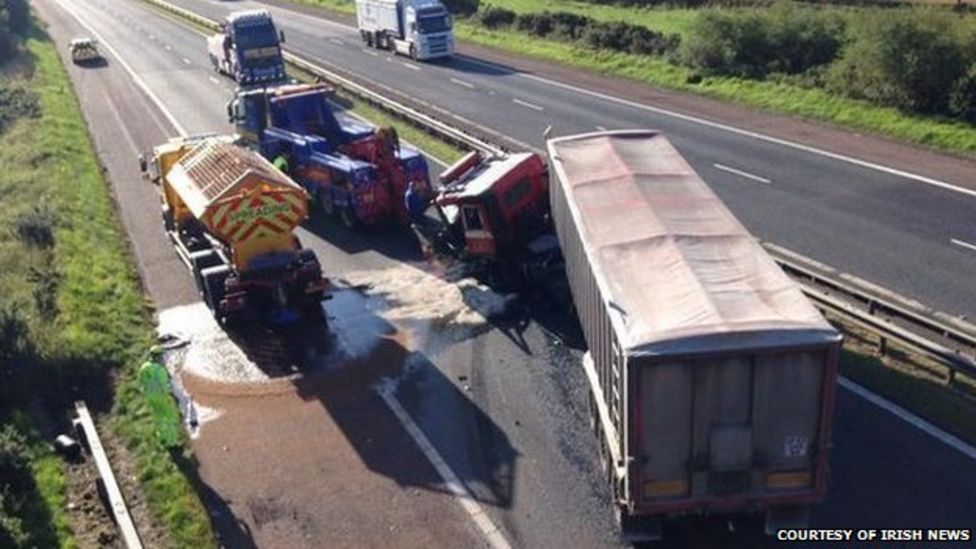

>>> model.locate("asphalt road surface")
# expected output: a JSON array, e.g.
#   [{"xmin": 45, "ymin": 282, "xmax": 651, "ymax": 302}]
[
  {"xmin": 166, "ymin": 0, "xmax": 976, "ymax": 321},
  {"xmin": 36, "ymin": 0, "xmax": 976, "ymax": 546}
]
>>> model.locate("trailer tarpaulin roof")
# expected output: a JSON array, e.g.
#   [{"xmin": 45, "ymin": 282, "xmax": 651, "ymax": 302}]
[{"xmin": 548, "ymin": 130, "xmax": 840, "ymax": 356}]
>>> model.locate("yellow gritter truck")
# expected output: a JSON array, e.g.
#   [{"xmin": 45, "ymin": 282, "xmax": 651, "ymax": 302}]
[{"xmin": 141, "ymin": 134, "xmax": 329, "ymax": 325}]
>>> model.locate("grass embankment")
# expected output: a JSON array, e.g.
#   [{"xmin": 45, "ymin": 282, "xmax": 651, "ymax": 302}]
[
  {"xmin": 454, "ymin": 19, "xmax": 976, "ymax": 155},
  {"xmin": 837, "ymin": 319, "xmax": 976, "ymax": 445},
  {"xmin": 290, "ymin": 0, "xmax": 976, "ymax": 156},
  {"xmin": 1, "ymin": 25, "xmax": 214, "ymax": 547}
]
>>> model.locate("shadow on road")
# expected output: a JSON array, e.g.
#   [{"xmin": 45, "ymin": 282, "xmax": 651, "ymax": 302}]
[
  {"xmin": 171, "ymin": 450, "xmax": 257, "ymax": 549},
  {"xmin": 285, "ymin": 285, "xmax": 519, "ymax": 509},
  {"xmin": 445, "ymin": 54, "xmax": 518, "ymax": 77}
]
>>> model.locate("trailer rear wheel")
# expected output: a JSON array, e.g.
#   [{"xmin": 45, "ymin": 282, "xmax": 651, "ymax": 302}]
[
  {"xmin": 409, "ymin": 44, "xmax": 418, "ymax": 60},
  {"xmin": 366, "ymin": 32, "xmax": 374, "ymax": 48}
]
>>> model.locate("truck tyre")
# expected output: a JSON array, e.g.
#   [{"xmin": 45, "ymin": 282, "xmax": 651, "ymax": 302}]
[
  {"xmin": 161, "ymin": 206, "xmax": 175, "ymax": 232},
  {"xmin": 189, "ymin": 250, "xmax": 221, "ymax": 295},
  {"xmin": 409, "ymin": 44, "xmax": 418, "ymax": 60},
  {"xmin": 201, "ymin": 265, "xmax": 231, "ymax": 319},
  {"xmin": 317, "ymin": 188, "xmax": 335, "ymax": 216},
  {"xmin": 366, "ymin": 32, "xmax": 374, "ymax": 48}
]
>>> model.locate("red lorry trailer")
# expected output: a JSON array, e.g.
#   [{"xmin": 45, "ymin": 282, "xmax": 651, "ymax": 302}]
[{"xmin": 547, "ymin": 130, "xmax": 842, "ymax": 540}]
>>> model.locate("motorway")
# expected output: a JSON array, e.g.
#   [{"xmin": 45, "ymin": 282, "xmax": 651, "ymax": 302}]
[
  {"xmin": 161, "ymin": 0, "xmax": 976, "ymax": 321},
  {"xmin": 36, "ymin": 0, "xmax": 976, "ymax": 546}
]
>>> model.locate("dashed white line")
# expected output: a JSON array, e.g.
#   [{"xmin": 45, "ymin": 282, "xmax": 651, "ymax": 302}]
[
  {"xmin": 714, "ymin": 163, "xmax": 771, "ymax": 184},
  {"xmin": 376, "ymin": 379, "xmax": 512, "ymax": 549},
  {"xmin": 208, "ymin": 76, "xmax": 220, "ymax": 85},
  {"xmin": 450, "ymin": 78, "xmax": 475, "ymax": 89},
  {"xmin": 456, "ymin": 57, "xmax": 976, "ymax": 199},
  {"xmin": 512, "ymin": 98, "xmax": 544, "ymax": 112},
  {"xmin": 181, "ymin": 57, "xmax": 191, "ymax": 65},
  {"xmin": 950, "ymin": 238, "xmax": 976, "ymax": 253},
  {"xmin": 839, "ymin": 377, "xmax": 976, "ymax": 462},
  {"xmin": 54, "ymin": 0, "xmax": 186, "ymax": 136},
  {"xmin": 401, "ymin": 62, "xmax": 421, "ymax": 71},
  {"xmin": 362, "ymin": 48, "xmax": 378, "ymax": 56},
  {"xmin": 595, "ymin": 125, "xmax": 607, "ymax": 131}
]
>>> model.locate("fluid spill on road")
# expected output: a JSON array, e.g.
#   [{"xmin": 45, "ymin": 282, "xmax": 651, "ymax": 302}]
[{"xmin": 342, "ymin": 263, "xmax": 515, "ymax": 353}]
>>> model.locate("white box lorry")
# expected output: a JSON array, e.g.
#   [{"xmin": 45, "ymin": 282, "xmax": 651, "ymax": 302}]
[{"xmin": 355, "ymin": 0, "xmax": 453, "ymax": 60}]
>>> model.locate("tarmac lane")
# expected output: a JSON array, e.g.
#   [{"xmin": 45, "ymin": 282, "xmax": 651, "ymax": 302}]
[{"xmin": 34, "ymin": 0, "xmax": 976, "ymax": 546}]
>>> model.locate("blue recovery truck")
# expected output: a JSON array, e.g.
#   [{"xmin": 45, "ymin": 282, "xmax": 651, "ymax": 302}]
[
  {"xmin": 356, "ymin": 0, "xmax": 453, "ymax": 60},
  {"xmin": 228, "ymin": 84, "xmax": 431, "ymax": 228},
  {"xmin": 207, "ymin": 10, "xmax": 287, "ymax": 86}
]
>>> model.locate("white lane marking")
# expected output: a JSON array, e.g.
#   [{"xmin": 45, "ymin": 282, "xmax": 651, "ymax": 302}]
[
  {"xmin": 512, "ymin": 98, "xmax": 544, "ymax": 112},
  {"xmin": 455, "ymin": 56, "xmax": 976, "ymax": 199},
  {"xmin": 401, "ymin": 62, "xmax": 421, "ymax": 71},
  {"xmin": 208, "ymin": 76, "xmax": 220, "ymax": 85},
  {"xmin": 103, "ymin": 93, "xmax": 142, "ymax": 156},
  {"xmin": 54, "ymin": 0, "xmax": 186, "ymax": 136},
  {"xmin": 595, "ymin": 125, "xmax": 607, "ymax": 131},
  {"xmin": 362, "ymin": 48, "xmax": 378, "ymax": 56},
  {"xmin": 376, "ymin": 380, "xmax": 512, "ymax": 549},
  {"xmin": 328, "ymin": 38, "xmax": 344, "ymax": 45},
  {"xmin": 549, "ymin": 85, "xmax": 976, "ymax": 196},
  {"xmin": 839, "ymin": 376, "xmax": 976, "ymax": 461},
  {"xmin": 950, "ymin": 238, "xmax": 976, "ymax": 253},
  {"xmin": 714, "ymin": 163, "xmax": 771, "ymax": 184},
  {"xmin": 450, "ymin": 78, "xmax": 475, "ymax": 89},
  {"xmin": 181, "ymin": 57, "xmax": 191, "ymax": 65}
]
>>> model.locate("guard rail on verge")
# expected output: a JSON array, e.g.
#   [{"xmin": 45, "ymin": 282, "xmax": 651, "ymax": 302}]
[
  {"xmin": 73, "ymin": 401, "xmax": 144, "ymax": 549},
  {"xmin": 141, "ymin": 0, "xmax": 976, "ymax": 386}
]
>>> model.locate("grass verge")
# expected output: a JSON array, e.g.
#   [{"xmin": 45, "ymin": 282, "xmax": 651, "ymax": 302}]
[
  {"xmin": 0, "ymin": 412, "xmax": 75, "ymax": 548},
  {"xmin": 834, "ymin": 313, "xmax": 976, "ymax": 446},
  {"xmin": 455, "ymin": 22, "xmax": 976, "ymax": 156},
  {"xmin": 0, "ymin": 23, "xmax": 215, "ymax": 548}
]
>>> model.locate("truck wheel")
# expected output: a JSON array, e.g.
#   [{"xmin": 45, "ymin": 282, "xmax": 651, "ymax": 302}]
[
  {"xmin": 201, "ymin": 265, "xmax": 231, "ymax": 318},
  {"xmin": 161, "ymin": 206, "xmax": 175, "ymax": 233},
  {"xmin": 189, "ymin": 250, "xmax": 220, "ymax": 296},
  {"xmin": 409, "ymin": 44, "xmax": 418, "ymax": 60},
  {"xmin": 317, "ymin": 188, "xmax": 335, "ymax": 216},
  {"xmin": 365, "ymin": 32, "xmax": 374, "ymax": 48}
]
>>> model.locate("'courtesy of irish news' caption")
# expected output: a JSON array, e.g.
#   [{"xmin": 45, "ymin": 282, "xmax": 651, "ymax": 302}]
[{"xmin": 777, "ymin": 529, "xmax": 973, "ymax": 545}]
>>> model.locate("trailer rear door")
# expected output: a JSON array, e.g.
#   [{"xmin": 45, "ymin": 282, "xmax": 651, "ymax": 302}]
[{"xmin": 637, "ymin": 348, "xmax": 828, "ymax": 505}]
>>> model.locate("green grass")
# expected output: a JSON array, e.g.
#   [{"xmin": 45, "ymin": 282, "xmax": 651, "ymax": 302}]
[
  {"xmin": 455, "ymin": 22, "xmax": 976, "ymax": 155},
  {"xmin": 0, "ymin": 412, "xmax": 76, "ymax": 548},
  {"xmin": 0, "ymin": 25, "xmax": 216, "ymax": 548},
  {"xmin": 841, "ymin": 349, "xmax": 976, "ymax": 445},
  {"xmin": 480, "ymin": 0, "xmax": 703, "ymax": 36},
  {"xmin": 291, "ymin": 0, "xmax": 356, "ymax": 15}
]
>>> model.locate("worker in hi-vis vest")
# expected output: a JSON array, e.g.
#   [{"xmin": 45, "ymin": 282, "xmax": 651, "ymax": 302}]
[
  {"xmin": 138, "ymin": 346, "xmax": 181, "ymax": 449},
  {"xmin": 273, "ymin": 152, "xmax": 290, "ymax": 175}
]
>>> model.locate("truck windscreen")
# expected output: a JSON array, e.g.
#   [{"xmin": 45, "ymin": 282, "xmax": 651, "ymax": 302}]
[
  {"xmin": 234, "ymin": 25, "xmax": 279, "ymax": 51},
  {"xmin": 417, "ymin": 14, "xmax": 450, "ymax": 33}
]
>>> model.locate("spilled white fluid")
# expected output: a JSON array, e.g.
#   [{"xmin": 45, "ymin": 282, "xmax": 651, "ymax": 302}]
[{"xmin": 158, "ymin": 302, "xmax": 278, "ymax": 384}]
